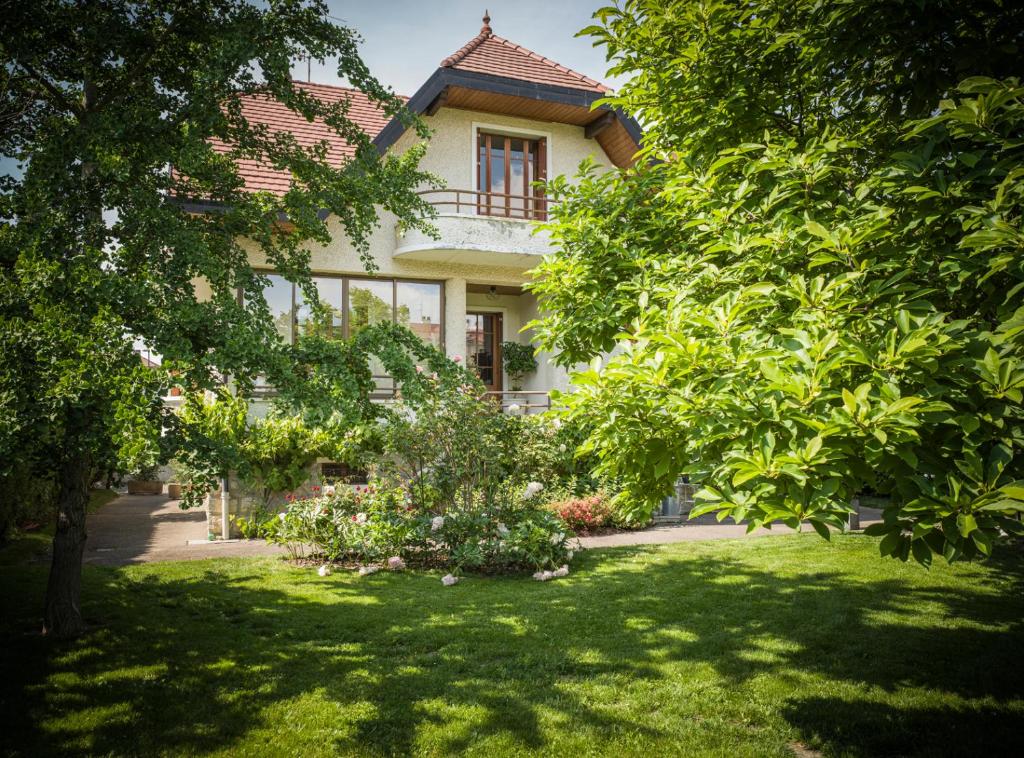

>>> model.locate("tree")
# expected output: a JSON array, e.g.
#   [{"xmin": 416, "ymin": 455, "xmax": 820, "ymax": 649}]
[
  {"xmin": 530, "ymin": 0, "xmax": 1024, "ymax": 563},
  {"xmin": 0, "ymin": 0, "xmax": 434, "ymax": 636}
]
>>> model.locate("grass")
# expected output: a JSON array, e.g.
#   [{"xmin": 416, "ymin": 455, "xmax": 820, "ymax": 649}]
[{"xmin": 0, "ymin": 535, "xmax": 1022, "ymax": 757}]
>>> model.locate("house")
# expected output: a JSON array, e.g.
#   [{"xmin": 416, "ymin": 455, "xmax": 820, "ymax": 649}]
[{"xmin": 196, "ymin": 12, "xmax": 641, "ymax": 412}]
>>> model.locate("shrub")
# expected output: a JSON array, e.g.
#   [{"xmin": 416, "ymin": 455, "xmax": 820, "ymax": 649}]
[
  {"xmin": 265, "ymin": 478, "xmax": 573, "ymax": 572},
  {"xmin": 549, "ymin": 494, "xmax": 614, "ymax": 533},
  {"xmin": 501, "ymin": 341, "xmax": 537, "ymax": 391}
]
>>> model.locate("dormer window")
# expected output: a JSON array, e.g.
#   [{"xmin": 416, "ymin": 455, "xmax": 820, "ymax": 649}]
[{"xmin": 476, "ymin": 130, "xmax": 547, "ymax": 220}]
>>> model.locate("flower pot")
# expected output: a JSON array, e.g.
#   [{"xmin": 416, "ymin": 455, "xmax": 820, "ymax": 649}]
[
  {"xmin": 127, "ymin": 480, "xmax": 163, "ymax": 495},
  {"xmin": 167, "ymin": 483, "xmax": 183, "ymax": 499}
]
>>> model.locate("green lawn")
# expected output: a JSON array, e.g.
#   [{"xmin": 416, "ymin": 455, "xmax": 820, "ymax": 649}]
[{"xmin": 1, "ymin": 535, "xmax": 1021, "ymax": 757}]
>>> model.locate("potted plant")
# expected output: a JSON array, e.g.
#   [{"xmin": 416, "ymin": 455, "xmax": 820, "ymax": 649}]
[
  {"xmin": 501, "ymin": 341, "xmax": 537, "ymax": 392},
  {"xmin": 166, "ymin": 460, "xmax": 192, "ymax": 499},
  {"xmin": 126, "ymin": 463, "xmax": 163, "ymax": 495}
]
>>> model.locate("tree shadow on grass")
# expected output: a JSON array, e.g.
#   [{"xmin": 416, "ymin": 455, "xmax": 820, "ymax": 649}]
[{"xmin": 1, "ymin": 536, "xmax": 1022, "ymax": 756}]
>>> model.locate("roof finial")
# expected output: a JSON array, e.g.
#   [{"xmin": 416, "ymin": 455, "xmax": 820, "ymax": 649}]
[{"xmin": 481, "ymin": 9, "xmax": 491, "ymax": 35}]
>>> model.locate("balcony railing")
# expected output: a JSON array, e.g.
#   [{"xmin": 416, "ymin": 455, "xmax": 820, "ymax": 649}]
[
  {"xmin": 419, "ymin": 188, "xmax": 549, "ymax": 221},
  {"xmin": 482, "ymin": 390, "xmax": 551, "ymax": 414}
]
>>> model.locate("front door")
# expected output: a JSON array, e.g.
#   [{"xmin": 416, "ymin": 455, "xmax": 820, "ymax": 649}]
[{"xmin": 465, "ymin": 312, "xmax": 502, "ymax": 392}]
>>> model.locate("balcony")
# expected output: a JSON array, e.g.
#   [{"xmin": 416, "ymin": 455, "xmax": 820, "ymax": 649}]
[{"xmin": 393, "ymin": 189, "xmax": 553, "ymax": 268}]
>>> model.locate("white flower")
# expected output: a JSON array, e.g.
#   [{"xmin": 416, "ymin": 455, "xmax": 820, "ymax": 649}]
[
  {"xmin": 566, "ymin": 550, "xmax": 574, "ymax": 561},
  {"xmin": 522, "ymin": 481, "xmax": 544, "ymax": 501},
  {"xmin": 553, "ymin": 565, "xmax": 569, "ymax": 578},
  {"xmin": 497, "ymin": 523, "xmax": 510, "ymax": 537},
  {"xmin": 318, "ymin": 564, "xmax": 332, "ymax": 577},
  {"xmin": 358, "ymin": 565, "xmax": 379, "ymax": 576},
  {"xmin": 323, "ymin": 485, "xmax": 336, "ymax": 496},
  {"xmin": 558, "ymin": 444, "xmax": 567, "ymax": 453},
  {"xmin": 431, "ymin": 515, "xmax": 444, "ymax": 532},
  {"xmin": 278, "ymin": 512, "xmax": 287, "ymax": 522},
  {"xmin": 441, "ymin": 573, "xmax": 459, "ymax": 586},
  {"xmin": 355, "ymin": 512, "xmax": 368, "ymax": 525},
  {"xmin": 551, "ymin": 418, "xmax": 562, "ymax": 430},
  {"xmin": 507, "ymin": 403, "xmax": 521, "ymax": 414},
  {"xmin": 387, "ymin": 556, "xmax": 406, "ymax": 571},
  {"xmin": 533, "ymin": 570, "xmax": 554, "ymax": 582},
  {"xmin": 550, "ymin": 532, "xmax": 562, "ymax": 545},
  {"xmin": 375, "ymin": 416, "xmax": 388, "ymax": 427}
]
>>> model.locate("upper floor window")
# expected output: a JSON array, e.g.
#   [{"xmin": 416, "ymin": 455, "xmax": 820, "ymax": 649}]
[{"xmin": 477, "ymin": 131, "xmax": 547, "ymax": 220}]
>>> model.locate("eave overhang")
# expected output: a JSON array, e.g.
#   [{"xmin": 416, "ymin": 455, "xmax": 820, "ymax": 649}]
[{"xmin": 373, "ymin": 68, "xmax": 642, "ymax": 169}]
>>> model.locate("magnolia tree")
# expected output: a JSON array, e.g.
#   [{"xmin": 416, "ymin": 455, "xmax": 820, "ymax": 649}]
[
  {"xmin": 0, "ymin": 0, "xmax": 435, "ymax": 636},
  {"xmin": 530, "ymin": 0, "xmax": 1024, "ymax": 564}
]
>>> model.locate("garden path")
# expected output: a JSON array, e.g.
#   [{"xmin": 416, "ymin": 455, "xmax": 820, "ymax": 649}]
[{"xmin": 80, "ymin": 494, "xmax": 882, "ymax": 566}]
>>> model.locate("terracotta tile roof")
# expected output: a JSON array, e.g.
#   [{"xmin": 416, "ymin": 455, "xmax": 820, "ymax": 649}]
[
  {"xmin": 212, "ymin": 81, "xmax": 403, "ymax": 194},
  {"xmin": 440, "ymin": 13, "xmax": 610, "ymax": 94}
]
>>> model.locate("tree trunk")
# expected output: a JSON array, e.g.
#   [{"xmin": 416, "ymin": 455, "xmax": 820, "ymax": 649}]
[{"xmin": 43, "ymin": 456, "xmax": 92, "ymax": 637}]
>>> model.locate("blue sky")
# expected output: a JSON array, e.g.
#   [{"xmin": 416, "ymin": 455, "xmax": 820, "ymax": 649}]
[{"xmin": 293, "ymin": 1, "xmax": 623, "ymax": 95}]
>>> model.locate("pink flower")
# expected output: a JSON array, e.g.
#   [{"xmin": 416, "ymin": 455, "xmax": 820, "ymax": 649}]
[
  {"xmin": 415, "ymin": 365, "xmax": 424, "ymax": 374},
  {"xmin": 453, "ymin": 354, "xmax": 463, "ymax": 363},
  {"xmin": 441, "ymin": 574, "xmax": 459, "ymax": 586},
  {"xmin": 387, "ymin": 556, "xmax": 406, "ymax": 571}
]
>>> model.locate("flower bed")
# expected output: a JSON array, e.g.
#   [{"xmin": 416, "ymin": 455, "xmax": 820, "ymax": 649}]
[{"xmin": 266, "ymin": 480, "xmax": 574, "ymax": 574}]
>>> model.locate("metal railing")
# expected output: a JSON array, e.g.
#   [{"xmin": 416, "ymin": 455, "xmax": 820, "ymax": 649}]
[
  {"xmin": 482, "ymin": 390, "xmax": 551, "ymax": 414},
  {"xmin": 419, "ymin": 188, "xmax": 549, "ymax": 221}
]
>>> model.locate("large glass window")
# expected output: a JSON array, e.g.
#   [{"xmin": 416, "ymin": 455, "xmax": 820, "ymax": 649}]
[
  {"xmin": 257, "ymin": 274, "xmax": 444, "ymax": 350},
  {"xmin": 397, "ymin": 281, "xmax": 442, "ymax": 350},
  {"xmin": 263, "ymin": 274, "xmax": 294, "ymax": 343},
  {"xmin": 295, "ymin": 277, "xmax": 343, "ymax": 340}
]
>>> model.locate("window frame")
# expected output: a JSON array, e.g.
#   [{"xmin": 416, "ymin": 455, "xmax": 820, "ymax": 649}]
[
  {"xmin": 251, "ymin": 270, "xmax": 446, "ymax": 351},
  {"xmin": 472, "ymin": 121, "xmax": 551, "ymax": 221}
]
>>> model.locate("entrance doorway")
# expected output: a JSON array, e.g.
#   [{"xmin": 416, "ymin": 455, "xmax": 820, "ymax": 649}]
[{"xmin": 465, "ymin": 312, "xmax": 502, "ymax": 392}]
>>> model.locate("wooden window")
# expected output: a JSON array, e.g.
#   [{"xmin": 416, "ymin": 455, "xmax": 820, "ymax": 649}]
[{"xmin": 477, "ymin": 131, "xmax": 547, "ymax": 220}]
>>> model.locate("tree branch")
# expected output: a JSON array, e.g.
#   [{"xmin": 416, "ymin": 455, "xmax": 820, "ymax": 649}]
[{"xmin": 16, "ymin": 61, "xmax": 82, "ymax": 118}]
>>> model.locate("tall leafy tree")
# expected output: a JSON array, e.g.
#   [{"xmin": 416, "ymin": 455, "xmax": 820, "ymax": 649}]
[
  {"xmin": 531, "ymin": 0, "xmax": 1024, "ymax": 562},
  {"xmin": 0, "ymin": 0, "xmax": 433, "ymax": 636}
]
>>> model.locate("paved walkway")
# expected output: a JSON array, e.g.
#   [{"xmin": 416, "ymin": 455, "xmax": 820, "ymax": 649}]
[
  {"xmin": 84, "ymin": 494, "xmax": 283, "ymax": 566},
  {"xmin": 83, "ymin": 494, "xmax": 881, "ymax": 566}
]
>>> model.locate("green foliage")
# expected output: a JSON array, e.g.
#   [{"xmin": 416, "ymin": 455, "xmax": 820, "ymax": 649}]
[
  {"xmin": 531, "ymin": 1, "xmax": 1024, "ymax": 562},
  {"xmin": 378, "ymin": 372, "xmax": 505, "ymax": 511},
  {"xmin": 176, "ymin": 389, "xmax": 330, "ymax": 509},
  {"xmin": 0, "ymin": 0, "xmax": 437, "ymax": 630},
  {"xmin": 175, "ymin": 324, "xmax": 474, "ymax": 510},
  {"xmin": 500, "ymin": 341, "xmax": 537, "ymax": 390},
  {"xmin": 268, "ymin": 481, "xmax": 573, "ymax": 572}
]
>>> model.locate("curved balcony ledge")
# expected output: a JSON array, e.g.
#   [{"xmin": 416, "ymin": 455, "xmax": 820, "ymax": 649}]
[{"xmin": 394, "ymin": 213, "xmax": 552, "ymax": 268}]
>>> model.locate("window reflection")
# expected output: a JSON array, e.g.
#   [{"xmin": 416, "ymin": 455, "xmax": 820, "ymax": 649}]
[
  {"xmin": 295, "ymin": 277, "xmax": 342, "ymax": 340},
  {"xmin": 397, "ymin": 281, "xmax": 442, "ymax": 349},
  {"xmin": 254, "ymin": 275, "xmax": 443, "ymax": 355}
]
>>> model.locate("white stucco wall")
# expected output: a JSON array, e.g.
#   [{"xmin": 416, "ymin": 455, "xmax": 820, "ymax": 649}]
[
  {"xmin": 394, "ymin": 107, "xmax": 612, "ymax": 193},
  {"xmin": 234, "ymin": 105, "xmax": 611, "ymax": 385}
]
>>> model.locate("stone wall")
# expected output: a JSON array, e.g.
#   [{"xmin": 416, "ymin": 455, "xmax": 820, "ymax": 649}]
[{"xmin": 205, "ymin": 467, "xmax": 326, "ymax": 539}]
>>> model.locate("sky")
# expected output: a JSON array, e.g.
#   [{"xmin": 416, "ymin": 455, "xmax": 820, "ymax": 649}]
[{"xmin": 292, "ymin": 0, "xmax": 624, "ymax": 95}]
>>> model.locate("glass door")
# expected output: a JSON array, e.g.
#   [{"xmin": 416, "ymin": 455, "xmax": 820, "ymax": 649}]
[
  {"xmin": 465, "ymin": 312, "xmax": 503, "ymax": 392},
  {"xmin": 477, "ymin": 131, "xmax": 546, "ymax": 219}
]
